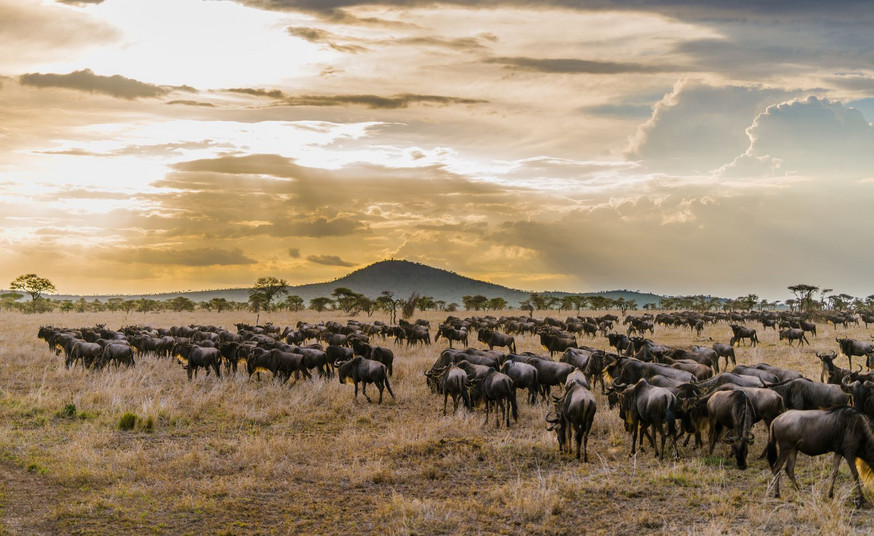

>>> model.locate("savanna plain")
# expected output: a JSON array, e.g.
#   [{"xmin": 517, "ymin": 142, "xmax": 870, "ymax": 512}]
[{"xmin": 1, "ymin": 309, "xmax": 873, "ymax": 535}]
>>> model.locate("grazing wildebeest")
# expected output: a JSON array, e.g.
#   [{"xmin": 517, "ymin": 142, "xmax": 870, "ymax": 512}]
[
  {"xmin": 336, "ymin": 356, "xmax": 394, "ymax": 404},
  {"xmin": 434, "ymin": 325, "xmax": 468, "ymax": 348},
  {"xmin": 703, "ymin": 390, "xmax": 757, "ymax": 469},
  {"xmin": 477, "ymin": 329, "xmax": 517, "ymax": 354},
  {"xmin": 767, "ymin": 407, "xmax": 874, "ymax": 506},
  {"xmin": 546, "ymin": 381, "xmax": 597, "ymax": 461}
]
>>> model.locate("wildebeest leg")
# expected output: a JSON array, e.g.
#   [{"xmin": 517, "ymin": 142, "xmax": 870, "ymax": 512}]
[
  {"xmin": 844, "ymin": 454, "xmax": 868, "ymax": 507},
  {"xmin": 443, "ymin": 392, "xmax": 449, "ymax": 415},
  {"xmin": 654, "ymin": 422, "xmax": 665, "ymax": 459},
  {"xmin": 784, "ymin": 450, "xmax": 801, "ymax": 491},
  {"xmin": 353, "ymin": 381, "xmax": 359, "ymax": 400},
  {"xmin": 376, "ymin": 380, "xmax": 385, "ymax": 404},
  {"xmin": 630, "ymin": 418, "xmax": 639, "ymax": 455},
  {"xmin": 708, "ymin": 421, "xmax": 723, "ymax": 456},
  {"xmin": 828, "ymin": 453, "xmax": 843, "ymax": 499},
  {"xmin": 575, "ymin": 424, "xmax": 583, "ymax": 460},
  {"xmin": 362, "ymin": 382, "xmax": 372, "ymax": 403}
]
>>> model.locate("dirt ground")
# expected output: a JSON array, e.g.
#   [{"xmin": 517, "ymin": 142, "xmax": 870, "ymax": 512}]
[{"xmin": 1, "ymin": 309, "xmax": 874, "ymax": 535}]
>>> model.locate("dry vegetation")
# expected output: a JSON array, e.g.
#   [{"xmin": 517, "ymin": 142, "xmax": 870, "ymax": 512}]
[{"xmin": 2, "ymin": 309, "xmax": 874, "ymax": 535}]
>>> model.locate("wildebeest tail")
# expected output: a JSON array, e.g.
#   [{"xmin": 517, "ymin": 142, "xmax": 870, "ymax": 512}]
[
  {"xmin": 509, "ymin": 390, "xmax": 519, "ymax": 422},
  {"xmin": 665, "ymin": 404, "xmax": 677, "ymax": 438},
  {"xmin": 384, "ymin": 372, "xmax": 396, "ymax": 399},
  {"xmin": 766, "ymin": 425, "xmax": 778, "ymax": 468}
]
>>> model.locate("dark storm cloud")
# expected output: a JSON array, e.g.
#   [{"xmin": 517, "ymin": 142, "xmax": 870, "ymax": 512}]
[
  {"xmin": 251, "ymin": 217, "xmax": 366, "ymax": 238},
  {"xmin": 307, "ymin": 254, "xmax": 356, "ymax": 267},
  {"xmin": 19, "ymin": 69, "xmax": 169, "ymax": 99},
  {"xmin": 486, "ymin": 57, "xmax": 682, "ymax": 74}
]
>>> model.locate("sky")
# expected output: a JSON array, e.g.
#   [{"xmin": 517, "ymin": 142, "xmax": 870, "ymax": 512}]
[{"xmin": 2, "ymin": 0, "xmax": 874, "ymax": 301}]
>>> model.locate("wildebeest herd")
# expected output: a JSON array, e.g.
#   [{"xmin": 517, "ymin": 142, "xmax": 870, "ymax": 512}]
[{"xmin": 36, "ymin": 308, "xmax": 874, "ymax": 507}]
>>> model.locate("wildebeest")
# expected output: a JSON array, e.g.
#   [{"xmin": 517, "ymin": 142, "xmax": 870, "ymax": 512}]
[
  {"xmin": 712, "ymin": 343, "xmax": 737, "ymax": 370},
  {"xmin": 729, "ymin": 324, "xmax": 758, "ymax": 347},
  {"xmin": 766, "ymin": 407, "xmax": 874, "ymax": 506},
  {"xmin": 174, "ymin": 343, "xmax": 221, "ymax": 380},
  {"xmin": 477, "ymin": 329, "xmax": 517, "ymax": 354},
  {"xmin": 336, "ymin": 356, "xmax": 394, "ymax": 404},
  {"xmin": 501, "ymin": 360, "xmax": 540, "ymax": 404},
  {"xmin": 766, "ymin": 378, "xmax": 851, "ymax": 411},
  {"xmin": 98, "ymin": 343, "xmax": 135, "ymax": 369},
  {"xmin": 470, "ymin": 369, "xmax": 518, "ymax": 427},
  {"xmin": 701, "ymin": 390, "xmax": 757, "ymax": 469},
  {"xmin": 433, "ymin": 364, "xmax": 471, "ymax": 415},
  {"xmin": 817, "ymin": 351, "xmax": 858, "ymax": 385},
  {"xmin": 613, "ymin": 379, "xmax": 679, "ymax": 460},
  {"xmin": 434, "ymin": 325, "xmax": 468, "ymax": 348},
  {"xmin": 546, "ymin": 381, "xmax": 597, "ymax": 461},
  {"xmin": 836, "ymin": 338, "xmax": 874, "ymax": 370},
  {"xmin": 778, "ymin": 328, "xmax": 809, "ymax": 347},
  {"xmin": 68, "ymin": 341, "xmax": 103, "ymax": 369}
]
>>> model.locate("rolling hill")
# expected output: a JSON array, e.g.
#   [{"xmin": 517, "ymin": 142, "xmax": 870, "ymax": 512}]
[{"xmin": 28, "ymin": 259, "xmax": 665, "ymax": 307}]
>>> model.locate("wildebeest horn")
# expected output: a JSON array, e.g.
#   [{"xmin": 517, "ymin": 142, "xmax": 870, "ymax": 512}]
[
  {"xmin": 611, "ymin": 381, "xmax": 627, "ymax": 390},
  {"xmin": 841, "ymin": 374, "xmax": 860, "ymax": 393}
]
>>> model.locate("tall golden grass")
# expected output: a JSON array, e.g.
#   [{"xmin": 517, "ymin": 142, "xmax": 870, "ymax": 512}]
[{"xmin": 0, "ymin": 309, "xmax": 873, "ymax": 534}]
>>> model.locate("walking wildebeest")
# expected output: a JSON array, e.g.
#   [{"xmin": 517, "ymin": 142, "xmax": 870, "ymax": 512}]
[{"xmin": 767, "ymin": 407, "xmax": 874, "ymax": 507}]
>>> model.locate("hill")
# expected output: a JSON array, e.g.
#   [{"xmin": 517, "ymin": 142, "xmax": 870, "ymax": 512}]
[{"xmin": 18, "ymin": 259, "xmax": 665, "ymax": 307}]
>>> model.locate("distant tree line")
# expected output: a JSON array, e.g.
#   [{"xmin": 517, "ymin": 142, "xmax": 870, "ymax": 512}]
[{"xmin": 7, "ymin": 274, "xmax": 874, "ymax": 317}]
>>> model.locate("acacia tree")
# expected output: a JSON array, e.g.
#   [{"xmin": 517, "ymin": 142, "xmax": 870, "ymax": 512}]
[
  {"xmin": 10, "ymin": 274, "xmax": 56, "ymax": 313},
  {"xmin": 376, "ymin": 291, "xmax": 399, "ymax": 323},
  {"xmin": 788, "ymin": 284, "xmax": 819, "ymax": 313},
  {"xmin": 249, "ymin": 277, "xmax": 289, "ymax": 309},
  {"xmin": 310, "ymin": 297, "xmax": 334, "ymax": 312}
]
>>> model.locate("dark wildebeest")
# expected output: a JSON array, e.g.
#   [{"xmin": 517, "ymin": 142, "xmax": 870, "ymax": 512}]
[
  {"xmin": 470, "ymin": 369, "xmax": 518, "ymax": 427},
  {"xmin": 434, "ymin": 325, "xmax": 468, "ymax": 348},
  {"xmin": 766, "ymin": 378, "xmax": 851, "ymax": 411},
  {"xmin": 836, "ymin": 338, "xmax": 874, "ymax": 370},
  {"xmin": 501, "ymin": 360, "xmax": 540, "ymax": 404},
  {"xmin": 607, "ymin": 333, "xmax": 632, "ymax": 354},
  {"xmin": 336, "ymin": 356, "xmax": 394, "ymax": 404},
  {"xmin": 68, "ymin": 341, "xmax": 103, "ymax": 369},
  {"xmin": 732, "ymin": 365, "xmax": 780, "ymax": 384},
  {"xmin": 546, "ymin": 381, "xmax": 597, "ymax": 461},
  {"xmin": 799, "ymin": 320, "xmax": 817, "ymax": 337},
  {"xmin": 433, "ymin": 364, "xmax": 471, "ymax": 415},
  {"xmin": 751, "ymin": 363, "xmax": 804, "ymax": 382},
  {"xmin": 702, "ymin": 390, "xmax": 757, "ymax": 469},
  {"xmin": 98, "ymin": 343, "xmax": 135, "ymax": 369},
  {"xmin": 174, "ymin": 343, "xmax": 221, "ymax": 380},
  {"xmin": 729, "ymin": 324, "xmax": 758, "ymax": 347},
  {"xmin": 712, "ymin": 343, "xmax": 737, "ymax": 370},
  {"xmin": 477, "ymin": 329, "xmax": 517, "ymax": 354},
  {"xmin": 613, "ymin": 379, "xmax": 679, "ymax": 460},
  {"xmin": 817, "ymin": 351, "xmax": 858, "ymax": 385},
  {"xmin": 779, "ymin": 328, "xmax": 809, "ymax": 347},
  {"xmin": 767, "ymin": 407, "xmax": 874, "ymax": 507}
]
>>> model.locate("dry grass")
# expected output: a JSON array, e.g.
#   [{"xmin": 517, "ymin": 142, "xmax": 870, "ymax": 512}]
[{"xmin": 1, "ymin": 309, "xmax": 874, "ymax": 534}]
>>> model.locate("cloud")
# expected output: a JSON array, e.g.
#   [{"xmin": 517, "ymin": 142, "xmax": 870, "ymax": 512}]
[
  {"xmin": 720, "ymin": 96, "xmax": 874, "ymax": 178},
  {"xmin": 286, "ymin": 26, "xmax": 368, "ymax": 53},
  {"xmin": 626, "ymin": 82, "xmax": 793, "ymax": 174},
  {"xmin": 485, "ymin": 56, "xmax": 682, "ymax": 74},
  {"xmin": 253, "ymin": 217, "xmax": 366, "ymax": 238},
  {"xmin": 166, "ymin": 100, "xmax": 215, "ymax": 107},
  {"xmin": 19, "ymin": 69, "xmax": 169, "ymax": 99},
  {"xmin": 100, "ymin": 247, "xmax": 257, "ymax": 266},
  {"xmin": 224, "ymin": 87, "xmax": 488, "ymax": 109},
  {"xmin": 307, "ymin": 254, "xmax": 355, "ymax": 267},
  {"xmin": 56, "ymin": 0, "xmax": 105, "ymax": 4},
  {"xmin": 288, "ymin": 248, "xmax": 300, "ymax": 258}
]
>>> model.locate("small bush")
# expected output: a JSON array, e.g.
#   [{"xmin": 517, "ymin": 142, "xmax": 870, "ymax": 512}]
[
  {"xmin": 118, "ymin": 412, "xmax": 138, "ymax": 431},
  {"xmin": 140, "ymin": 415, "xmax": 154, "ymax": 433},
  {"xmin": 57, "ymin": 403, "xmax": 77, "ymax": 418}
]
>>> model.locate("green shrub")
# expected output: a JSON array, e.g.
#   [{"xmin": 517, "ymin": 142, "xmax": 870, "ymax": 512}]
[{"xmin": 118, "ymin": 412, "xmax": 138, "ymax": 431}]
